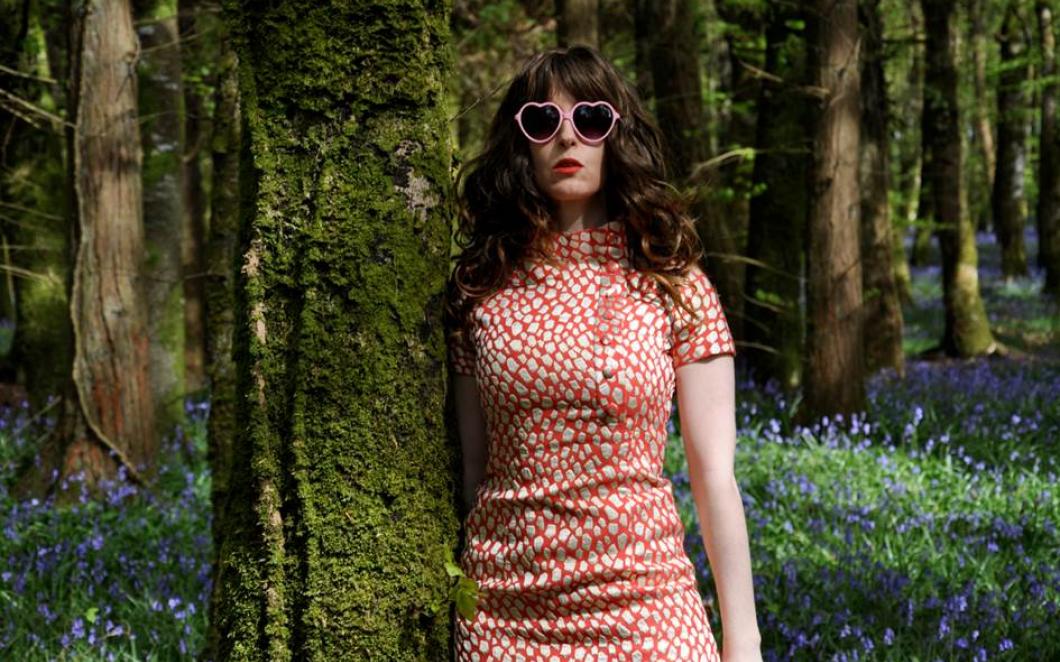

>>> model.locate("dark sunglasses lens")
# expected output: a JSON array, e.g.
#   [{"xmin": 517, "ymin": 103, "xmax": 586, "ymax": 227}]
[
  {"xmin": 574, "ymin": 104, "xmax": 614, "ymax": 140},
  {"xmin": 522, "ymin": 105, "xmax": 560, "ymax": 140}
]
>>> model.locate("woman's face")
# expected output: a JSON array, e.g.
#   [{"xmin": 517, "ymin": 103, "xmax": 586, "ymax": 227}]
[{"xmin": 527, "ymin": 86, "xmax": 607, "ymax": 205}]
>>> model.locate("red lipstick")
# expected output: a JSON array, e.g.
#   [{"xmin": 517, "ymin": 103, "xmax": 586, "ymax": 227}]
[{"xmin": 553, "ymin": 157, "xmax": 583, "ymax": 174}]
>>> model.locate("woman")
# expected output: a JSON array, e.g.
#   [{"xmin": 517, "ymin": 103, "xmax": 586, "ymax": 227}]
[{"xmin": 445, "ymin": 45, "xmax": 762, "ymax": 662}]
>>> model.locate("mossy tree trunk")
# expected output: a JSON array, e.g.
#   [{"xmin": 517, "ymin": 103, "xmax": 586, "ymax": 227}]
[
  {"xmin": 858, "ymin": 0, "xmax": 905, "ymax": 377},
  {"xmin": 202, "ymin": 29, "xmax": 241, "ymax": 662},
  {"xmin": 209, "ymin": 1, "xmax": 458, "ymax": 659},
  {"xmin": 801, "ymin": 0, "xmax": 865, "ymax": 420},
  {"xmin": 743, "ymin": 2, "xmax": 811, "ymax": 391},
  {"xmin": 991, "ymin": 1, "xmax": 1031, "ymax": 279},
  {"xmin": 921, "ymin": 0, "xmax": 997, "ymax": 357},
  {"xmin": 1037, "ymin": 1, "xmax": 1060, "ymax": 296}
]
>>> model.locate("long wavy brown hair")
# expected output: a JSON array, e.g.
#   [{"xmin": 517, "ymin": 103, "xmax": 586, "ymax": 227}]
[{"xmin": 445, "ymin": 45, "xmax": 708, "ymax": 356}]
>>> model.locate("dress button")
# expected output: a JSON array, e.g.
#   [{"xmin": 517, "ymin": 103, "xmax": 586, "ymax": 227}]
[{"xmin": 602, "ymin": 368, "xmax": 613, "ymax": 379}]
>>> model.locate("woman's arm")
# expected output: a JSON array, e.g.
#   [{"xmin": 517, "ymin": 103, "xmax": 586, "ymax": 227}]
[
  {"xmin": 675, "ymin": 355, "xmax": 763, "ymax": 659},
  {"xmin": 454, "ymin": 374, "xmax": 489, "ymax": 514}
]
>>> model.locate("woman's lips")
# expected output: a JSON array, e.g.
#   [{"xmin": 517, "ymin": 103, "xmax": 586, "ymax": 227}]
[{"xmin": 553, "ymin": 161, "xmax": 583, "ymax": 173}]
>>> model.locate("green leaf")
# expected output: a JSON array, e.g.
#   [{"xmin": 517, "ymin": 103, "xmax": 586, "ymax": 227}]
[
  {"xmin": 452, "ymin": 576, "xmax": 480, "ymax": 621},
  {"xmin": 85, "ymin": 606, "xmax": 98, "ymax": 624}
]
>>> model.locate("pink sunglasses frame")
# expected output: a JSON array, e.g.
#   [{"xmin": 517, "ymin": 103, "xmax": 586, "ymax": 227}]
[{"xmin": 514, "ymin": 100, "xmax": 622, "ymax": 144}]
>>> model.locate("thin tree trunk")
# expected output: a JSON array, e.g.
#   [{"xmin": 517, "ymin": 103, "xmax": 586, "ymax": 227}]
[
  {"xmin": 992, "ymin": 1, "xmax": 1031, "ymax": 278},
  {"xmin": 180, "ymin": 0, "xmax": 208, "ymax": 395},
  {"xmin": 743, "ymin": 4, "xmax": 810, "ymax": 390},
  {"xmin": 921, "ymin": 0, "xmax": 997, "ymax": 357},
  {"xmin": 1038, "ymin": 1, "xmax": 1060, "ymax": 295},
  {"xmin": 968, "ymin": 0, "xmax": 996, "ymax": 231},
  {"xmin": 136, "ymin": 4, "xmax": 187, "ymax": 436},
  {"xmin": 859, "ymin": 0, "xmax": 905, "ymax": 377},
  {"xmin": 212, "ymin": 1, "xmax": 456, "ymax": 658},
  {"xmin": 802, "ymin": 0, "xmax": 865, "ymax": 420},
  {"xmin": 556, "ymin": 0, "xmax": 598, "ymax": 48},
  {"xmin": 642, "ymin": 0, "xmax": 742, "ymax": 331},
  {"xmin": 17, "ymin": 0, "xmax": 157, "ymax": 501}
]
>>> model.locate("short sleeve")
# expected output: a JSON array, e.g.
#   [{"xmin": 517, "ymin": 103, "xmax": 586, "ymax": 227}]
[
  {"xmin": 670, "ymin": 265, "xmax": 736, "ymax": 368},
  {"xmin": 446, "ymin": 288, "xmax": 477, "ymax": 376}
]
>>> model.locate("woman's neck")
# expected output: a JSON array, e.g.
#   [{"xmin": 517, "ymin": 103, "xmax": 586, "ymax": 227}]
[{"xmin": 551, "ymin": 193, "xmax": 608, "ymax": 233}]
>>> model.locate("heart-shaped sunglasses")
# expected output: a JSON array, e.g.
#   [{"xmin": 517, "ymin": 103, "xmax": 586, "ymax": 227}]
[{"xmin": 514, "ymin": 100, "xmax": 622, "ymax": 144}]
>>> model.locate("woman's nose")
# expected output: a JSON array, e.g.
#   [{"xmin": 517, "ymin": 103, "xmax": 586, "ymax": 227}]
[{"xmin": 556, "ymin": 116, "xmax": 578, "ymax": 145}]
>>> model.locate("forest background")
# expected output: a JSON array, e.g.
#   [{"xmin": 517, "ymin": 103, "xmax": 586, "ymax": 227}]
[{"xmin": 0, "ymin": 0, "xmax": 1057, "ymax": 660}]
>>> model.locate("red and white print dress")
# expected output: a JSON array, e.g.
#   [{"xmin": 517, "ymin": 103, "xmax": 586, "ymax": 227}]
[{"xmin": 449, "ymin": 219, "xmax": 736, "ymax": 661}]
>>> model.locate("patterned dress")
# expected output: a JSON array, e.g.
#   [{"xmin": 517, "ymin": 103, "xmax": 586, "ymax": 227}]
[{"xmin": 449, "ymin": 219, "xmax": 736, "ymax": 661}]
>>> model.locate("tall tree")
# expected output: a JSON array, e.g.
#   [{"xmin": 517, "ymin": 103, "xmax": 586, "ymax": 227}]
[
  {"xmin": 992, "ymin": 0, "xmax": 1031, "ymax": 279},
  {"xmin": 967, "ymin": 0, "xmax": 997, "ymax": 231},
  {"xmin": 639, "ymin": 0, "xmax": 743, "ymax": 333},
  {"xmin": 1037, "ymin": 0, "xmax": 1060, "ymax": 295},
  {"xmin": 211, "ymin": 1, "xmax": 457, "ymax": 658},
  {"xmin": 556, "ymin": 0, "xmax": 599, "ymax": 48},
  {"xmin": 921, "ymin": 0, "xmax": 997, "ymax": 357},
  {"xmin": 802, "ymin": 0, "xmax": 865, "ymax": 419},
  {"xmin": 179, "ymin": 0, "xmax": 210, "ymax": 395},
  {"xmin": 743, "ymin": 2, "xmax": 811, "ymax": 390},
  {"xmin": 135, "ymin": 0, "xmax": 189, "ymax": 436},
  {"xmin": 859, "ymin": 0, "xmax": 905, "ymax": 377},
  {"xmin": 17, "ymin": 0, "xmax": 158, "ymax": 500},
  {"xmin": 892, "ymin": 0, "xmax": 922, "ymax": 304}
]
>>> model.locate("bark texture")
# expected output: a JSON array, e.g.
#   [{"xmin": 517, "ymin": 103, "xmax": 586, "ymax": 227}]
[
  {"xmin": 802, "ymin": 0, "xmax": 865, "ymax": 419},
  {"xmin": 202, "ymin": 31, "xmax": 241, "ymax": 662},
  {"xmin": 211, "ymin": 1, "xmax": 458, "ymax": 659}
]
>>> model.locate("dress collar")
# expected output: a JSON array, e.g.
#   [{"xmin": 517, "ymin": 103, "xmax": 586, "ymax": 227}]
[{"xmin": 546, "ymin": 219, "xmax": 628, "ymax": 262}]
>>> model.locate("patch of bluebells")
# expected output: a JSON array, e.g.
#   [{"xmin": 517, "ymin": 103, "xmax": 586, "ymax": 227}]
[
  {"xmin": 0, "ymin": 395, "xmax": 212, "ymax": 659},
  {"xmin": 666, "ymin": 225, "xmax": 1059, "ymax": 660}
]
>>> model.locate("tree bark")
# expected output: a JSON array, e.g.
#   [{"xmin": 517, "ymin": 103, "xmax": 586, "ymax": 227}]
[
  {"xmin": 202, "ymin": 27, "xmax": 241, "ymax": 662},
  {"xmin": 802, "ymin": 0, "xmax": 865, "ymax": 420},
  {"xmin": 859, "ymin": 0, "xmax": 905, "ymax": 377},
  {"xmin": 211, "ymin": 1, "xmax": 457, "ymax": 658},
  {"xmin": 1037, "ymin": 1, "xmax": 1060, "ymax": 296},
  {"xmin": 556, "ymin": 0, "xmax": 599, "ymax": 48},
  {"xmin": 17, "ymin": 0, "xmax": 158, "ymax": 501},
  {"xmin": 992, "ymin": 0, "xmax": 1031, "ymax": 279},
  {"xmin": 921, "ymin": 0, "xmax": 997, "ymax": 357}
]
